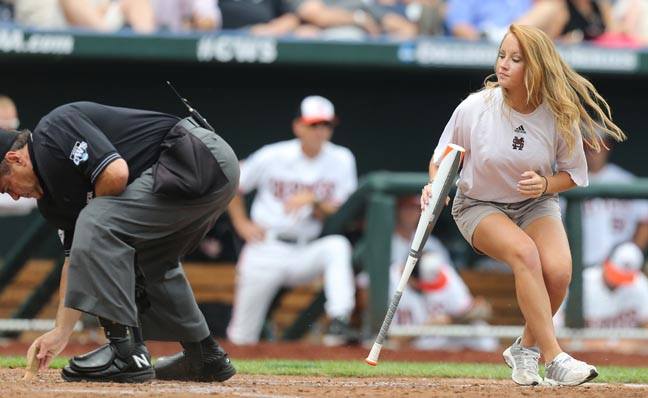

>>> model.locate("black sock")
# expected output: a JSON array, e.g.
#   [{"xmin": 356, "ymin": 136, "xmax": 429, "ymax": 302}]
[
  {"xmin": 98, "ymin": 318, "xmax": 134, "ymax": 357},
  {"xmin": 98, "ymin": 317, "xmax": 128, "ymax": 339},
  {"xmin": 200, "ymin": 335, "xmax": 218, "ymax": 351},
  {"xmin": 131, "ymin": 327, "xmax": 144, "ymax": 344},
  {"xmin": 180, "ymin": 335, "xmax": 223, "ymax": 364}
]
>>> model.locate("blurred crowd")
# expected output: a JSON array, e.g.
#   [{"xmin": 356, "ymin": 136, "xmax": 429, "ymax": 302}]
[{"xmin": 0, "ymin": 0, "xmax": 647, "ymax": 46}]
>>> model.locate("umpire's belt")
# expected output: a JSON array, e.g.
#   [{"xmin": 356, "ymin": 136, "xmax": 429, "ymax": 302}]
[{"xmin": 266, "ymin": 231, "xmax": 315, "ymax": 245}]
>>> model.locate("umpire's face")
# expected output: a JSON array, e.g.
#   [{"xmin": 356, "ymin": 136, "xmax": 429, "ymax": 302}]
[{"xmin": 0, "ymin": 148, "xmax": 43, "ymax": 200}]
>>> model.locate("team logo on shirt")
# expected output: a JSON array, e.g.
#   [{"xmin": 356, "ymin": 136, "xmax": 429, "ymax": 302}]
[
  {"xmin": 270, "ymin": 179, "xmax": 335, "ymax": 202},
  {"xmin": 70, "ymin": 141, "xmax": 89, "ymax": 165},
  {"xmin": 512, "ymin": 136, "xmax": 525, "ymax": 150},
  {"xmin": 511, "ymin": 125, "xmax": 526, "ymax": 150}
]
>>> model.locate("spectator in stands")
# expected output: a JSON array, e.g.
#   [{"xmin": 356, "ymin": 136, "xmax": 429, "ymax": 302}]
[
  {"xmin": 559, "ymin": 0, "xmax": 613, "ymax": 44},
  {"xmin": 291, "ymin": 0, "xmax": 382, "ymax": 39},
  {"xmin": 554, "ymin": 242, "xmax": 648, "ymax": 352},
  {"xmin": 292, "ymin": 0, "xmax": 418, "ymax": 39},
  {"xmin": 389, "ymin": 195, "xmax": 497, "ymax": 351},
  {"xmin": 226, "ymin": 95, "xmax": 358, "ymax": 346},
  {"xmin": 445, "ymin": 0, "xmax": 568, "ymax": 42},
  {"xmin": 402, "ymin": 0, "xmax": 446, "ymax": 37},
  {"xmin": 152, "ymin": 0, "xmax": 221, "ymax": 32},
  {"xmin": 0, "ymin": 95, "xmax": 36, "ymax": 216},
  {"xmin": 365, "ymin": 0, "xmax": 422, "ymax": 39},
  {"xmin": 612, "ymin": 0, "xmax": 648, "ymax": 44},
  {"xmin": 11, "ymin": 0, "xmax": 155, "ymax": 33},
  {"xmin": 219, "ymin": 0, "xmax": 301, "ymax": 36},
  {"xmin": 0, "ymin": 0, "xmax": 13, "ymax": 22},
  {"xmin": 578, "ymin": 136, "xmax": 648, "ymax": 268}
]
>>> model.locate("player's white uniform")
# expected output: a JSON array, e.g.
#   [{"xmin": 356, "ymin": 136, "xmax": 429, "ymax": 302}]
[
  {"xmin": 227, "ymin": 139, "xmax": 357, "ymax": 345},
  {"xmin": 389, "ymin": 236, "xmax": 498, "ymax": 351},
  {"xmin": 555, "ymin": 267, "xmax": 648, "ymax": 328},
  {"xmin": 581, "ymin": 164, "xmax": 648, "ymax": 267}
]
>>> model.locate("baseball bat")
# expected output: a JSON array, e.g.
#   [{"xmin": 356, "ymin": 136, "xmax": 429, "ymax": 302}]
[{"xmin": 365, "ymin": 143, "xmax": 465, "ymax": 366}]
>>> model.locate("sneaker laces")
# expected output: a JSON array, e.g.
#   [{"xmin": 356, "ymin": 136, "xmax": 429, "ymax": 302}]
[
  {"xmin": 513, "ymin": 346, "xmax": 540, "ymax": 374},
  {"xmin": 548, "ymin": 353, "xmax": 587, "ymax": 372}
]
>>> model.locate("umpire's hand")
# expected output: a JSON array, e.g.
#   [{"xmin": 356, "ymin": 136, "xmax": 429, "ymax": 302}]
[{"xmin": 29, "ymin": 328, "xmax": 70, "ymax": 371}]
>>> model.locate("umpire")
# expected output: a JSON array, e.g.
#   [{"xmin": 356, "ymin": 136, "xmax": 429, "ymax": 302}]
[{"xmin": 0, "ymin": 102, "xmax": 239, "ymax": 383}]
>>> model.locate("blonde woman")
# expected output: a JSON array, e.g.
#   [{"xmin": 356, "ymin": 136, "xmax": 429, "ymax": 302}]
[{"xmin": 422, "ymin": 24, "xmax": 625, "ymax": 386}]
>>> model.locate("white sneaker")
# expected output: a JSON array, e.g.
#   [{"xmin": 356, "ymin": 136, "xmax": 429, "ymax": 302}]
[
  {"xmin": 502, "ymin": 336, "xmax": 543, "ymax": 386},
  {"xmin": 544, "ymin": 352, "xmax": 598, "ymax": 386}
]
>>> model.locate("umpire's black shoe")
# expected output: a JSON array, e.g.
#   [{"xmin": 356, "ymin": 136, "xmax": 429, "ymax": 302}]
[
  {"xmin": 155, "ymin": 337, "xmax": 236, "ymax": 382},
  {"xmin": 61, "ymin": 340, "xmax": 155, "ymax": 383}
]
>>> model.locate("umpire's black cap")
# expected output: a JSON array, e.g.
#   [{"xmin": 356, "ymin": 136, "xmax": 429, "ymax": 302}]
[{"xmin": 0, "ymin": 128, "xmax": 20, "ymax": 161}]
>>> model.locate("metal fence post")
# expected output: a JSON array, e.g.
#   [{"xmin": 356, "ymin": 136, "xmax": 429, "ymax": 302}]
[
  {"xmin": 565, "ymin": 198, "xmax": 584, "ymax": 328},
  {"xmin": 364, "ymin": 192, "xmax": 395, "ymax": 334}
]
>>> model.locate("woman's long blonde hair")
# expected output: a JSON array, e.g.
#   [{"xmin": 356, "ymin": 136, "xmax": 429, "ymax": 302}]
[{"xmin": 485, "ymin": 24, "xmax": 625, "ymax": 153}]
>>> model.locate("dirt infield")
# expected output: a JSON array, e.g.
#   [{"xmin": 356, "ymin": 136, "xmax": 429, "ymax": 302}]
[
  {"xmin": 3, "ymin": 370, "xmax": 648, "ymax": 398},
  {"xmin": 3, "ymin": 341, "xmax": 648, "ymax": 397}
]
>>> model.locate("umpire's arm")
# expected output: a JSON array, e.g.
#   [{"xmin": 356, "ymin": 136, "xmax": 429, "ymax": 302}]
[
  {"xmin": 94, "ymin": 159, "xmax": 129, "ymax": 197},
  {"xmin": 28, "ymin": 258, "xmax": 81, "ymax": 371}
]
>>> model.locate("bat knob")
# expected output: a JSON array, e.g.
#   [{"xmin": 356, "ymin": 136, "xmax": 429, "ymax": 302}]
[{"xmin": 365, "ymin": 342, "xmax": 382, "ymax": 366}]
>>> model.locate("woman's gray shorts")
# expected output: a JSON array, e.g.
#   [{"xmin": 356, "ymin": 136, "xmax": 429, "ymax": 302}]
[{"xmin": 451, "ymin": 190, "xmax": 561, "ymax": 251}]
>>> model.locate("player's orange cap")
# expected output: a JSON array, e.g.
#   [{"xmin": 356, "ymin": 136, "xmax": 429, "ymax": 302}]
[
  {"xmin": 416, "ymin": 252, "xmax": 449, "ymax": 292},
  {"xmin": 603, "ymin": 242, "xmax": 644, "ymax": 287}
]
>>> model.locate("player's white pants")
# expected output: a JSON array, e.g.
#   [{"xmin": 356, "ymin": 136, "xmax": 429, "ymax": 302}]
[{"xmin": 227, "ymin": 234, "xmax": 355, "ymax": 345}]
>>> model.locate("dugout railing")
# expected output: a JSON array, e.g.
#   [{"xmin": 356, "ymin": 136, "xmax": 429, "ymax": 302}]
[{"xmin": 3, "ymin": 174, "xmax": 648, "ymax": 339}]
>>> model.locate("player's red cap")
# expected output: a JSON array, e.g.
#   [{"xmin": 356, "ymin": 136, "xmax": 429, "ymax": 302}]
[
  {"xmin": 603, "ymin": 242, "xmax": 644, "ymax": 287},
  {"xmin": 298, "ymin": 96, "xmax": 337, "ymax": 125}
]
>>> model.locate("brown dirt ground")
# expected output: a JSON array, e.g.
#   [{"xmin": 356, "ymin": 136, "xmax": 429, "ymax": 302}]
[
  {"xmin": 2, "ymin": 341, "xmax": 648, "ymax": 397},
  {"xmin": 2, "ymin": 370, "xmax": 648, "ymax": 398}
]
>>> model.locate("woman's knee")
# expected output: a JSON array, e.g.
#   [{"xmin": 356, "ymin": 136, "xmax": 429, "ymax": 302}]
[
  {"xmin": 545, "ymin": 264, "xmax": 572, "ymax": 294},
  {"xmin": 505, "ymin": 241, "xmax": 542, "ymax": 273}
]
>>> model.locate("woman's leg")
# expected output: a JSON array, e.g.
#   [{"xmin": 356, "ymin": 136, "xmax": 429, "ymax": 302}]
[
  {"xmin": 520, "ymin": 216, "xmax": 572, "ymax": 352},
  {"xmin": 472, "ymin": 213, "xmax": 562, "ymax": 362}
]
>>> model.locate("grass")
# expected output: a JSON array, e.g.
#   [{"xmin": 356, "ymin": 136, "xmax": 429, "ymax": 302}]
[{"xmin": 3, "ymin": 357, "xmax": 648, "ymax": 384}]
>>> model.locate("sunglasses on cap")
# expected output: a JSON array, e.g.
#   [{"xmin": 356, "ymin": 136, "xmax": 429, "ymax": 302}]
[{"xmin": 305, "ymin": 121, "xmax": 334, "ymax": 129}]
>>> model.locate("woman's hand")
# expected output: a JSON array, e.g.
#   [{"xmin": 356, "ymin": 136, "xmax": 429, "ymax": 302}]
[
  {"xmin": 420, "ymin": 181, "xmax": 450, "ymax": 210},
  {"xmin": 517, "ymin": 171, "xmax": 548, "ymax": 198},
  {"xmin": 421, "ymin": 182, "xmax": 433, "ymax": 210}
]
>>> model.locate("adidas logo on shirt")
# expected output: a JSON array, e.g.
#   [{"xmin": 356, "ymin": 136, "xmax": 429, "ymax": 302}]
[{"xmin": 514, "ymin": 125, "xmax": 527, "ymax": 134}]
